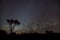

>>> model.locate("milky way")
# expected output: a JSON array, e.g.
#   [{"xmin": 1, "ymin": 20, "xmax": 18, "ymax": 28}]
[{"xmin": 0, "ymin": 0, "xmax": 59, "ymax": 33}]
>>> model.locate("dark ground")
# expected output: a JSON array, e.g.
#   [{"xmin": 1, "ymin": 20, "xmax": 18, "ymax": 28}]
[{"xmin": 0, "ymin": 30, "xmax": 60, "ymax": 40}]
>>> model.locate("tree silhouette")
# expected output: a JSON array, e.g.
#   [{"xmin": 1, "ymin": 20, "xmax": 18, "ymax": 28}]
[{"xmin": 7, "ymin": 19, "xmax": 20, "ymax": 33}]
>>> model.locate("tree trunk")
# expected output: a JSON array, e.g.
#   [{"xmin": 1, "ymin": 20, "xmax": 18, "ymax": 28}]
[{"xmin": 10, "ymin": 24, "xmax": 12, "ymax": 33}]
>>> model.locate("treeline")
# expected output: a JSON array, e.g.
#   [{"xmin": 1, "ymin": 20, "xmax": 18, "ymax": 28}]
[{"xmin": 0, "ymin": 30, "xmax": 60, "ymax": 40}]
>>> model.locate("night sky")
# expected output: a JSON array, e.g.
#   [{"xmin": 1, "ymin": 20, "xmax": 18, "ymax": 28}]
[{"xmin": 0, "ymin": 0, "xmax": 60, "ymax": 34}]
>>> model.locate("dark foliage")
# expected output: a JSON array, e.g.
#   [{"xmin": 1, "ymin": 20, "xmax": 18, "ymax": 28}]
[
  {"xmin": 14, "ymin": 19, "xmax": 20, "ymax": 25},
  {"xmin": 7, "ymin": 19, "xmax": 13, "ymax": 24},
  {"xmin": 7, "ymin": 19, "xmax": 20, "ymax": 25},
  {"xmin": 0, "ymin": 30, "xmax": 60, "ymax": 40}
]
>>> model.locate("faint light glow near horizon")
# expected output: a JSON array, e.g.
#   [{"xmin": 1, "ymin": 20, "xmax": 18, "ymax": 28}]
[{"xmin": 0, "ymin": 0, "xmax": 59, "ymax": 33}]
